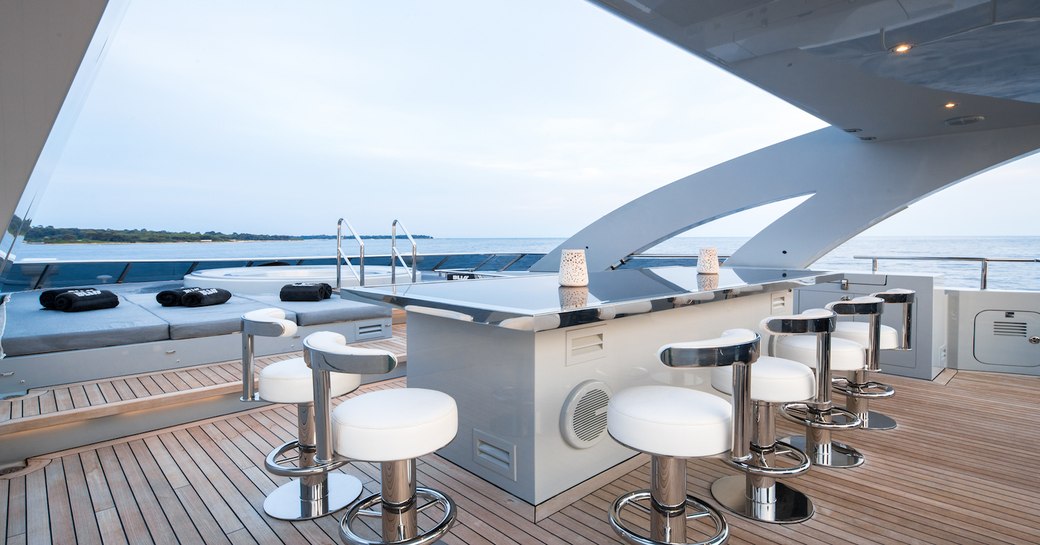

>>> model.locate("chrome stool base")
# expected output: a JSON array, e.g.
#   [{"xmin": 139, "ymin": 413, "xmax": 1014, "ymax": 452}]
[
  {"xmin": 849, "ymin": 409, "xmax": 897, "ymax": 431},
  {"xmin": 836, "ymin": 377, "xmax": 897, "ymax": 430},
  {"xmin": 263, "ymin": 472, "xmax": 362, "ymax": 521},
  {"xmin": 610, "ymin": 490, "xmax": 729, "ymax": 545},
  {"xmin": 340, "ymin": 487, "xmax": 457, "ymax": 545},
  {"xmin": 710, "ymin": 475, "xmax": 813, "ymax": 524},
  {"xmin": 782, "ymin": 435, "xmax": 864, "ymax": 469}
]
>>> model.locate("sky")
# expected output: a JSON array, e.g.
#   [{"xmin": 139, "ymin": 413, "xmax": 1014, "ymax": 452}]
[{"xmin": 30, "ymin": 0, "xmax": 1040, "ymax": 238}]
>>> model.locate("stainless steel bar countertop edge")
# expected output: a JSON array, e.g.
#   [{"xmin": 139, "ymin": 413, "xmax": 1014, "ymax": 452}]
[{"xmin": 342, "ymin": 266, "xmax": 842, "ymax": 332}]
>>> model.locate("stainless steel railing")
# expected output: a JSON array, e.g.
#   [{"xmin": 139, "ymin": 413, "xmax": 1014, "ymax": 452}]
[
  {"xmin": 336, "ymin": 218, "xmax": 366, "ymax": 289},
  {"xmin": 854, "ymin": 255, "xmax": 1040, "ymax": 290},
  {"xmin": 390, "ymin": 220, "xmax": 418, "ymax": 284}
]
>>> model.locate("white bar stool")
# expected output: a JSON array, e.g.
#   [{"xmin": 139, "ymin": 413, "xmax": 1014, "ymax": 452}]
[
  {"xmin": 240, "ymin": 309, "xmax": 363, "ymax": 520},
  {"xmin": 709, "ymin": 330, "xmax": 815, "ymax": 524},
  {"xmin": 830, "ymin": 289, "xmax": 915, "ymax": 430},
  {"xmin": 767, "ymin": 310, "xmax": 865, "ymax": 469},
  {"xmin": 608, "ymin": 329, "xmax": 761, "ymax": 545},
  {"xmin": 303, "ymin": 331, "xmax": 458, "ymax": 545}
]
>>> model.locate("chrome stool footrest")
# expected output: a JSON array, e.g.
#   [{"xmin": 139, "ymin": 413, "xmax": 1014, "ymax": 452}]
[
  {"xmin": 781, "ymin": 402, "xmax": 863, "ymax": 430},
  {"xmin": 339, "ymin": 487, "xmax": 457, "ymax": 545},
  {"xmin": 610, "ymin": 490, "xmax": 729, "ymax": 545},
  {"xmin": 832, "ymin": 377, "xmax": 895, "ymax": 399},
  {"xmin": 729, "ymin": 440, "xmax": 811, "ymax": 478},
  {"xmin": 264, "ymin": 439, "xmax": 348, "ymax": 477}
]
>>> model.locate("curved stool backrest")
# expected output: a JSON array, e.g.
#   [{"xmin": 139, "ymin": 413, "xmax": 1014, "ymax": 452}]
[
  {"xmin": 659, "ymin": 328, "xmax": 759, "ymax": 463},
  {"xmin": 241, "ymin": 308, "xmax": 299, "ymax": 402},
  {"xmin": 827, "ymin": 296, "xmax": 884, "ymax": 371},
  {"xmin": 761, "ymin": 309, "xmax": 835, "ymax": 406},
  {"xmin": 303, "ymin": 331, "xmax": 398, "ymax": 468},
  {"xmin": 872, "ymin": 288, "xmax": 915, "ymax": 350}
]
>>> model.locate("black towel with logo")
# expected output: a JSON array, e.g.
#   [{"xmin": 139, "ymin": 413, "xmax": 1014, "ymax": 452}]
[
  {"xmin": 180, "ymin": 287, "xmax": 232, "ymax": 307},
  {"xmin": 40, "ymin": 288, "xmax": 88, "ymax": 310},
  {"xmin": 279, "ymin": 282, "xmax": 333, "ymax": 302},
  {"xmin": 156, "ymin": 287, "xmax": 205, "ymax": 307},
  {"xmin": 51, "ymin": 289, "xmax": 120, "ymax": 312}
]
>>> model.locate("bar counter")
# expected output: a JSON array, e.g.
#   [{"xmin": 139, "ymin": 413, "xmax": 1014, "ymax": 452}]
[{"xmin": 344, "ymin": 266, "xmax": 838, "ymax": 509}]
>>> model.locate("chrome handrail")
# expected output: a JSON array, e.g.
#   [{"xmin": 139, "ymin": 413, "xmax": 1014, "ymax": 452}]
[
  {"xmin": 336, "ymin": 218, "xmax": 366, "ymax": 288},
  {"xmin": 390, "ymin": 220, "xmax": 418, "ymax": 284},
  {"xmin": 854, "ymin": 255, "xmax": 1039, "ymax": 290}
]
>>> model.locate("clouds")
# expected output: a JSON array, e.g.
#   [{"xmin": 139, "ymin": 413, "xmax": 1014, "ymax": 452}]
[{"xmin": 32, "ymin": 0, "xmax": 1040, "ymax": 238}]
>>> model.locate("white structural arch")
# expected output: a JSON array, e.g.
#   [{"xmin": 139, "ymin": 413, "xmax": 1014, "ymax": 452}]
[{"xmin": 531, "ymin": 125, "xmax": 1040, "ymax": 272}]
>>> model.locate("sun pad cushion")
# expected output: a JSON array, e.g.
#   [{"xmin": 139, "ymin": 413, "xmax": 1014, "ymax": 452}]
[
  {"xmin": 124, "ymin": 293, "xmax": 285, "ymax": 340},
  {"xmin": 0, "ymin": 290, "xmax": 168, "ymax": 356}
]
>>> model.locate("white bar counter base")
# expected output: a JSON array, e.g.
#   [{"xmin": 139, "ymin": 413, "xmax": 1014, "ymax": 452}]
[{"xmin": 345, "ymin": 266, "xmax": 838, "ymax": 506}]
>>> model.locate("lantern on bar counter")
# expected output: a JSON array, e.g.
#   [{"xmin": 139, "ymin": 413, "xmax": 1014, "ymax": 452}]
[{"xmin": 558, "ymin": 249, "xmax": 589, "ymax": 287}]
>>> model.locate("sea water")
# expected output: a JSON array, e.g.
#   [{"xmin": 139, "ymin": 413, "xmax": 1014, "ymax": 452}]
[{"xmin": 13, "ymin": 236, "xmax": 1039, "ymax": 291}]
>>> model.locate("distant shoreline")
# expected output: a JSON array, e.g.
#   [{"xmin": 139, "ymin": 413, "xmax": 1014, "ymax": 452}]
[{"xmin": 21, "ymin": 225, "xmax": 433, "ymax": 245}]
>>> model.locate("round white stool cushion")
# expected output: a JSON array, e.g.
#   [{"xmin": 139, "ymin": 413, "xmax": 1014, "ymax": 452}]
[
  {"xmin": 608, "ymin": 385, "xmax": 731, "ymax": 458},
  {"xmin": 258, "ymin": 357, "xmax": 360, "ymax": 404},
  {"xmin": 711, "ymin": 356, "xmax": 815, "ymax": 403},
  {"xmin": 332, "ymin": 388, "xmax": 458, "ymax": 462},
  {"xmin": 832, "ymin": 321, "xmax": 899, "ymax": 350},
  {"xmin": 775, "ymin": 335, "xmax": 864, "ymax": 372}
]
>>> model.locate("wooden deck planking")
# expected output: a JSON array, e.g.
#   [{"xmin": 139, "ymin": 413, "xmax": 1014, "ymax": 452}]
[{"xmin": 2, "ymin": 364, "xmax": 1039, "ymax": 544}]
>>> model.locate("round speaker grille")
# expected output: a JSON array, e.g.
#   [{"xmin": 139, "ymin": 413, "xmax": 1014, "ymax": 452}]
[{"xmin": 560, "ymin": 380, "xmax": 612, "ymax": 449}]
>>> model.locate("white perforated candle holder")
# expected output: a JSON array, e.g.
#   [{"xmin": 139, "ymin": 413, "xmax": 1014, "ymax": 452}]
[
  {"xmin": 698, "ymin": 247, "xmax": 720, "ymax": 274},
  {"xmin": 559, "ymin": 249, "xmax": 589, "ymax": 287}
]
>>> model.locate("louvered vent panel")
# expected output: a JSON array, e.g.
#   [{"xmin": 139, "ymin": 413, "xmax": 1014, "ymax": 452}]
[
  {"xmin": 993, "ymin": 321, "xmax": 1028, "ymax": 337},
  {"xmin": 566, "ymin": 327, "xmax": 607, "ymax": 366}
]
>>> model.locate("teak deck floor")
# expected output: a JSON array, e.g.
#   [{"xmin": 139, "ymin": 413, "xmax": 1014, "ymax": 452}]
[{"xmin": 3, "ymin": 365, "xmax": 1039, "ymax": 544}]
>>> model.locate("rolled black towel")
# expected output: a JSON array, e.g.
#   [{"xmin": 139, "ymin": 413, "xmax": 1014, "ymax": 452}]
[
  {"xmin": 279, "ymin": 282, "xmax": 331, "ymax": 302},
  {"xmin": 52, "ymin": 289, "xmax": 120, "ymax": 312},
  {"xmin": 156, "ymin": 287, "xmax": 205, "ymax": 307},
  {"xmin": 40, "ymin": 288, "xmax": 88, "ymax": 309},
  {"xmin": 180, "ymin": 287, "xmax": 232, "ymax": 307}
]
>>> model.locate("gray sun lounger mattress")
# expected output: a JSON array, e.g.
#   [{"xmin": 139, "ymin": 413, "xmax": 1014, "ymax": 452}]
[
  {"xmin": 0, "ymin": 287, "xmax": 389, "ymax": 358},
  {"xmin": 1, "ymin": 291, "xmax": 169, "ymax": 356},
  {"xmin": 124, "ymin": 293, "xmax": 290, "ymax": 340}
]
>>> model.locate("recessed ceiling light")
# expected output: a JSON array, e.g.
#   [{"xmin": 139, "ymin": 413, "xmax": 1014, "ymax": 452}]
[
  {"xmin": 944, "ymin": 102, "xmax": 957, "ymax": 109},
  {"xmin": 890, "ymin": 43, "xmax": 913, "ymax": 54},
  {"xmin": 859, "ymin": 136, "xmax": 877, "ymax": 141},
  {"xmin": 843, "ymin": 128, "xmax": 862, "ymax": 133}
]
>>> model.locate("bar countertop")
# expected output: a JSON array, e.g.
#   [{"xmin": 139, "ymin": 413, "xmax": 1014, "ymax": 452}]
[{"xmin": 343, "ymin": 266, "xmax": 841, "ymax": 331}]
